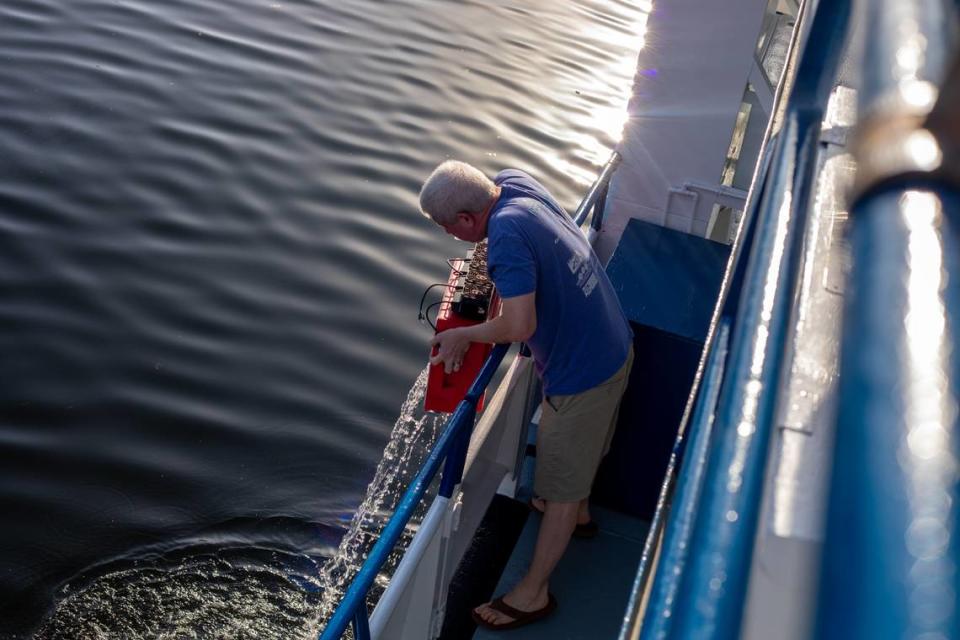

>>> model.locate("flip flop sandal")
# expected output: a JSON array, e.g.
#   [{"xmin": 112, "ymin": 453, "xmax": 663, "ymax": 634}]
[
  {"xmin": 471, "ymin": 593, "xmax": 558, "ymax": 631},
  {"xmin": 527, "ymin": 498, "xmax": 600, "ymax": 539}
]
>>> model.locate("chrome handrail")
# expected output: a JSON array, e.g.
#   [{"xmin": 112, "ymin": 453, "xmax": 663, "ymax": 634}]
[{"xmin": 574, "ymin": 151, "xmax": 622, "ymax": 229}]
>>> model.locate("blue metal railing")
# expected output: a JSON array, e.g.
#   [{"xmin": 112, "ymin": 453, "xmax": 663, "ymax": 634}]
[
  {"xmin": 318, "ymin": 157, "xmax": 621, "ymax": 640},
  {"xmin": 620, "ymin": 0, "xmax": 854, "ymax": 637},
  {"xmin": 661, "ymin": 0, "xmax": 850, "ymax": 636},
  {"xmin": 815, "ymin": 1, "xmax": 960, "ymax": 638},
  {"xmin": 319, "ymin": 343, "xmax": 509, "ymax": 640},
  {"xmin": 640, "ymin": 320, "xmax": 730, "ymax": 639}
]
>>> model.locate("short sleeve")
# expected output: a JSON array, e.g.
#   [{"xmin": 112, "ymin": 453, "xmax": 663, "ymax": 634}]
[{"xmin": 488, "ymin": 219, "xmax": 536, "ymax": 298}]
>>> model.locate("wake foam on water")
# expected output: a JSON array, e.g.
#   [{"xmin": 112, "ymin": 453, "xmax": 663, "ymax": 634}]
[
  {"xmin": 36, "ymin": 366, "xmax": 449, "ymax": 639},
  {"xmin": 35, "ymin": 545, "xmax": 325, "ymax": 640}
]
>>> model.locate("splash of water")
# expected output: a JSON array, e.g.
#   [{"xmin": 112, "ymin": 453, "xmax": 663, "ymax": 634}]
[{"xmin": 314, "ymin": 365, "xmax": 449, "ymax": 631}]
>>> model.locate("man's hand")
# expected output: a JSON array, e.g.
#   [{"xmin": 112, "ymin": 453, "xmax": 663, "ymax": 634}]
[
  {"xmin": 430, "ymin": 327, "xmax": 471, "ymax": 374},
  {"xmin": 427, "ymin": 293, "xmax": 535, "ymax": 374}
]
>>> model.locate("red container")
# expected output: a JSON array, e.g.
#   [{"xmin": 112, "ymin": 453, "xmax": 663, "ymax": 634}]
[{"xmin": 424, "ymin": 259, "xmax": 501, "ymax": 413}]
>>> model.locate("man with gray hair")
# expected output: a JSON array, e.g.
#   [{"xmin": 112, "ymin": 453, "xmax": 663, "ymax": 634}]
[{"xmin": 420, "ymin": 160, "xmax": 633, "ymax": 631}]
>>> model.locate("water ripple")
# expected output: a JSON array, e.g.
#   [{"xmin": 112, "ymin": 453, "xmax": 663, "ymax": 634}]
[{"xmin": 0, "ymin": 0, "xmax": 648, "ymax": 635}]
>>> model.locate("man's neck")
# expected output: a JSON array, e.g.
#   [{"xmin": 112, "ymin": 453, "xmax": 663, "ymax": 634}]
[{"xmin": 475, "ymin": 186, "xmax": 502, "ymax": 238}]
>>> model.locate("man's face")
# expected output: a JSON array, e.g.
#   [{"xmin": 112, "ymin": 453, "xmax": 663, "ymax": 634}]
[{"xmin": 439, "ymin": 212, "xmax": 483, "ymax": 242}]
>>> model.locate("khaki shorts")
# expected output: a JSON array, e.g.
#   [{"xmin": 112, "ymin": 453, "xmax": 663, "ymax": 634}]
[{"xmin": 534, "ymin": 346, "xmax": 634, "ymax": 503}]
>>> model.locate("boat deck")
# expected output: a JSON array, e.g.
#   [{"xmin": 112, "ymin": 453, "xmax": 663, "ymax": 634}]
[{"xmin": 473, "ymin": 505, "xmax": 648, "ymax": 640}]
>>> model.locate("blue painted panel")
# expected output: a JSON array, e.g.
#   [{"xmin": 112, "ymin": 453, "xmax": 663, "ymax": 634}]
[
  {"xmin": 606, "ymin": 219, "xmax": 730, "ymax": 342},
  {"xmin": 592, "ymin": 322, "xmax": 702, "ymax": 519}
]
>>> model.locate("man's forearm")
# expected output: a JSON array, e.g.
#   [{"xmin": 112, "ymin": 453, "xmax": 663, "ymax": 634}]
[{"xmin": 457, "ymin": 314, "xmax": 528, "ymax": 345}]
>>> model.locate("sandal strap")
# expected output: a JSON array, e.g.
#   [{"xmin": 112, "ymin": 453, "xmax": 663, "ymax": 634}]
[{"xmin": 489, "ymin": 597, "xmax": 527, "ymax": 619}]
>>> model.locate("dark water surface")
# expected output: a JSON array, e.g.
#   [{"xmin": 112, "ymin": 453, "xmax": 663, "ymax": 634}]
[{"xmin": 0, "ymin": 0, "xmax": 647, "ymax": 636}]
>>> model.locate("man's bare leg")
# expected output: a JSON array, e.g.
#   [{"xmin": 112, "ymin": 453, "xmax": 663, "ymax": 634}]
[
  {"xmin": 474, "ymin": 499, "xmax": 578, "ymax": 626},
  {"xmin": 531, "ymin": 496, "xmax": 591, "ymax": 524}
]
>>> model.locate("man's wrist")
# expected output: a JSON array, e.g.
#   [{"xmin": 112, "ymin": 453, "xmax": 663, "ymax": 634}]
[{"xmin": 455, "ymin": 325, "xmax": 479, "ymax": 342}]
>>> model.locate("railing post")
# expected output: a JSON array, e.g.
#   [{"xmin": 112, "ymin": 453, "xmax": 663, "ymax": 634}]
[
  {"xmin": 574, "ymin": 151, "xmax": 621, "ymax": 227},
  {"xmin": 439, "ymin": 404, "xmax": 476, "ymax": 498},
  {"xmin": 591, "ymin": 181, "xmax": 611, "ymax": 232},
  {"xmin": 352, "ymin": 604, "xmax": 371, "ymax": 640}
]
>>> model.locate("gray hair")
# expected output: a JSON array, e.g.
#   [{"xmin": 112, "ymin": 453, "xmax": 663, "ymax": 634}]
[{"xmin": 419, "ymin": 160, "xmax": 497, "ymax": 225}]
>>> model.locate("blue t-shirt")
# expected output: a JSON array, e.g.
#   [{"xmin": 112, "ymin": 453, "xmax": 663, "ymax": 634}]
[{"xmin": 487, "ymin": 169, "xmax": 633, "ymax": 395}]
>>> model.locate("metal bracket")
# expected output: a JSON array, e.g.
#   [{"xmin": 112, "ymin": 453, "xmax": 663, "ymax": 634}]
[{"xmin": 850, "ymin": 72, "xmax": 960, "ymax": 207}]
